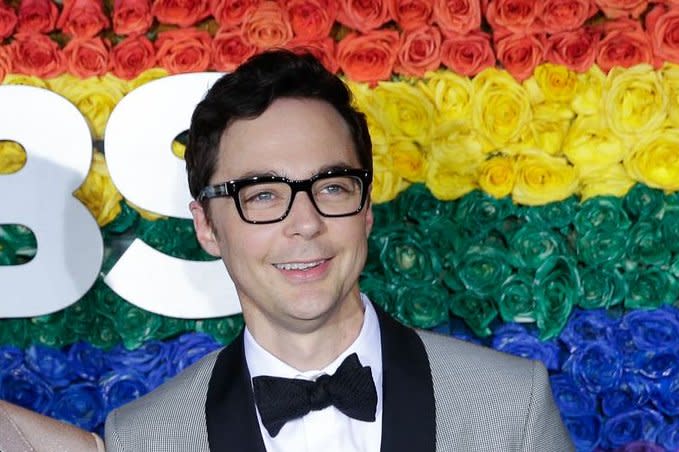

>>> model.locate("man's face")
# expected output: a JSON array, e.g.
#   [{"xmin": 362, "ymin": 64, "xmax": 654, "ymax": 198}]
[{"xmin": 191, "ymin": 98, "xmax": 373, "ymax": 337}]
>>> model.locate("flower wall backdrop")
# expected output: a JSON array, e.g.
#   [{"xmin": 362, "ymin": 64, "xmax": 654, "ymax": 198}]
[{"xmin": 2, "ymin": 0, "xmax": 679, "ymax": 450}]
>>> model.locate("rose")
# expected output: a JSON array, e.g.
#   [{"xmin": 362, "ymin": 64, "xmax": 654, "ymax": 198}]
[
  {"xmin": 111, "ymin": 302, "xmax": 163, "ymax": 350},
  {"xmin": 168, "ymin": 332, "xmax": 221, "ymax": 374},
  {"xmin": 10, "ymin": 32, "xmax": 65, "ymax": 78},
  {"xmin": 388, "ymin": 140, "xmax": 427, "ymax": 182},
  {"xmin": 111, "ymin": 35, "xmax": 156, "ymax": 79},
  {"xmin": 623, "ymin": 184, "xmax": 664, "ymax": 220},
  {"xmin": 626, "ymin": 220, "xmax": 671, "ymax": 266},
  {"xmin": 195, "ymin": 315, "xmax": 245, "ymax": 344},
  {"xmin": 497, "ymin": 272, "xmax": 535, "ymax": 323},
  {"xmin": 572, "ymin": 65, "xmax": 606, "ymax": 116},
  {"xmin": 100, "ymin": 369, "xmax": 150, "ymax": 411},
  {"xmin": 360, "ymin": 273, "xmax": 399, "ymax": 314},
  {"xmin": 155, "ymin": 28, "xmax": 212, "ymax": 74},
  {"xmin": 534, "ymin": 255, "xmax": 579, "ymax": 339},
  {"xmin": 624, "ymin": 267, "xmax": 675, "ymax": 309},
  {"xmin": 73, "ymin": 152, "xmax": 122, "ymax": 227},
  {"xmin": 579, "ymin": 267, "xmax": 627, "ymax": 309},
  {"xmin": 576, "ymin": 228, "xmax": 627, "ymax": 266},
  {"xmin": 580, "ymin": 164, "xmax": 635, "ymax": 200},
  {"xmin": 50, "ymin": 382, "xmax": 105, "ymax": 431},
  {"xmin": 564, "ymin": 342, "xmax": 622, "ymax": 392},
  {"xmin": 522, "ymin": 196, "xmax": 576, "ymax": 231},
  {"xmin": 456, "ymin": 245, "xmax": 512, "ymax": 297},
  {"xmin": 337, "ymin": 0, "xmax": 390, "ymax": 32},
  {"xmin": 636, "ymin": 350, "xmax": 679, "ymax": 379},
  {"xmin": 337, "ymin": 30, "xmax": 399, "ymax": 84},
  {"xmin": 560, "ymin": 309, "xmax": 617, "ymax": 352},
  {"xmin": 108, "ymin": 340, "xmax": 173, "ymax": 390},
  {"xmin": 658, "ymin": 420, "xmax": 679, "ymax": 451},
  {"xmin": 601, "ymin": 372, "xmax": 652, "ymax": 416},
  {"xmin": 529, "ymin": 63, "xmax": 578, "ymax": 104},
  {"xmin": 485, "ymin": 0, "xmax": 541, "ymax": 34},
  {"xmin": 112, "ymin": 0, "xmax": 152, "ymax": 36},
  {"xmin": 0, "ymin": 365, "xmax": 53, "ymax": 413},
  {"xmin": 594, "ymin": 0, "xmax": 649, "ymax": 19},
  {"xmin": 395, "ymin": 25, "xmax": 442, "ymax": 77},
  {"xmin": 0, "ymin": 345, "xmax": 24, "ymax": 370},
  {"xmin": 393, "ymin": 282, "xmax": 449, "ymax": 329},
  {"xmin": 562, "ymin": 116, "xmax": 625, "ymax": 171},
  {"xmin": 448, "ymin": 291, "xmax": 498, "ymax": 337},
  {"xmin": 550, "ymin": 374, "xmax": 597, "ymax": 416},
  {"xmin": 601, "ymin": 409, "xmax": 664, "ymax": 449},
  {"xmin": 519, "ymin": 105, "xmax": 570, "ymax": 157},
  {"xmin": 152, "ymin": 0, "xmax": 210, "ymax": 26},
  {"xmin": 393, "ymin": 183, "xmax": 455, "ymax": 225},
  {"xmin": 625, "ymin": 129, "xmax": 679, "ymax": 191},
  {"xmin": 432, "ymin": 0, "xmax": 481, "ymax": 35},
  {"xmin": 17, "ymin": 0, "xmax": 58, "ymax": 33},
  {"xmin": 440, "ymin": 30, "xmax": 495, "ymax": 76},
  {"xmin": 662, "ymin": 63, "xmax": 679, "ymax": 128},
  {"xmin": 0, "ymin": 140, "xmax": 25, "ymax": 175},
  {"xmin": 371, "ymin": 166, "xmax": 409, "ymax": 203},
  {"xmin": 0, "ymin": 45, "xmax": 10, "ymax": 83},
  {"xmin": 616, "ymin": 441, "xmax": 667, "ymax": 452},
  {"xmin": 25, "ymin": 345, "xmax": 73, "ymax": 388},
  {"xmin": 454, "ymin": 189, "xmax": 513, "ymax": 233},
  {"xmin": 63, "ymin": 37, "xmax": 110, "ymax": 78},
  {"xmin": 284, "ymin": 0, "xmax": 337, "ymax": 41},
  {"xmin": 287, "ymin": 37, "xmax": 338, "ymax": 73},
  {"xmin": 661, "ymin": 206, "xmax": 679, "ymax": 252},
  {"xmin": 210, "ymin": 0, "xmax": 258, "ymax": 27},
  {"xmin": 211, "ymin": 27, "xmax": 256, "ymax": 72},
  {"xmin": 138, "ymin": 217, "xmax": 211, "ymax": 260},
  {"xmin": 372, "ymin": 81, "xmax": 434, "ymax": 143},
  {"xmin": 57, "ymin": 0, "xmax": 110, "ymax": 38},
  {"xmin": 389, "ymin": 0, "xmax": 432, "ymax": 31},
  {"xmin": 494, "ymin": 32, "xmax": 545, "ymax": 82},
  {"xmin": 564, "ymin": 415, "xmax": 602, "ymax": 451},
  {"xmin": 597, "ymin": 20, "xmax": 653, "ymax": 73},
  {"xmin": 0, "ymin": 2, "xmax": 17, "ymax": 39},
  {"xmin": 512, "ymin": 150, "xmax": 578, "ymax": 206},
  {"xmin": 418, "ymin": 70, "xmax": 473, "ymax": 123},
  {"xmin": 242, "ymin": 1, "xmax": 293, "ymax": 49},
  {"xmin": 540, "ymin": 0, "xmax": 596, "ymax": 34},
  {"xmin": 125, "ymin": 67, "xmax": 168, "ymax": 91},
  {"xmin": 545, "ymin": 28, "xmax": 600, "ymax": 72},
  {"xmin": 620, "ymin": 306, "xmax": 679, "ymax": 351},
  {"xmin": 647, "ymin": 5, "xmax": 679, "ymax": 66},
  {"xmin": 478, "ymin": 155, "xmax": 515, "ymax": 198},
  {"xmin": 67, "ymin": 342, "xmax": 108, "ymax": 381},
  {"xmin": 0, "ymin": 224, "xmax": 35, "ymax": 267},
  {"xmin": 492, "ymin": 324, "xmax": 560, "ymax": 370}
]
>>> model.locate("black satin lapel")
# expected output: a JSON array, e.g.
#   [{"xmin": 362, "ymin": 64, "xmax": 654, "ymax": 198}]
[
  {"xmin": 375, "ymin": 304, "xmax": 436, "ymax": 452},
  {"xmin": 206, "ymin": 331, "xmax": 267, "ymax": 452}
]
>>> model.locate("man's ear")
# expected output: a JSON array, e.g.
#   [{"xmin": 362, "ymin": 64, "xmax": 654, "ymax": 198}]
[{"xmin": 189, "ymin": 200, "xmax": 221, "ymax": 257}]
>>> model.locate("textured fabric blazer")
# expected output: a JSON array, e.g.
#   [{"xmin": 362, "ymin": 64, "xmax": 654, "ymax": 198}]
[{"xmin": 105, "ymin": 306, "xmax": 574, "ymax": 452}]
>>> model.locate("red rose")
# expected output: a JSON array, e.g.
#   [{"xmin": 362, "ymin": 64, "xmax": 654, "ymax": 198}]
[
  {"xmin": 494, "ymin": 32, "xmax": 545, "ymax": 81},
  {"xmin": 241, "ymin": 1, "xmax": 293, "ymax": 49},
  {"xmin": 433, "ymin": 0, "xmax": 481, "ymax": 35},
  {"xmin": 288, "ymin": 36, "xmax": 339, "ymax": 73},
  {"xmin": 0, "ymin": 45, "xmax": 11, "ymax": 82},
  {"xmin": 441, "ymin": 29, "xmax": 495, "ymax": 76},
  {"xmin": 211, "ymin": 27, "xmax": 257, "ymax": 71},
  {"xmin": 111, "ymin": 35, "xmax": 156, "ymax": 79},
  {"xmin": 17, "ymin": 0, "xmax": 58, "ymax": 34},
  {"xmin": 337, "ymin": 0, "xmax": 391, "ymax": 33},
  {"xmin": 545, "ymin": 27, "xmax": 600, "ymax": 72},
  {"xmin": 389, "ymin": 0, "xmax": 433, "ymax": 31},
  {"xmin": 336, "ymin": 30, "xmax": 399, "ymax": 85},
  {"xmin": 284, "ymin": 0, "xmax": 337, "ymax": 41},
  {"xmin": 486, "ymin": 0, "xmax": 542, "ymax": 34},
  {"xmin": 11, "ymin": 32, "xmax": 65, "ymax": 78},
  {"xmin": 210, "ymin": 0, "xmax": 259, "ymax": 28},
  {"xmin": 596, "ymin": 19, "xmax": 653, "ymax": 72},
  {"xmin": 113, "ymin": 0, "xmax": 153, "ymax": 36},
  {"xmin": 646, "ymin": 4, "xmax": 679, "ymax": 65},
  {"xmin": 57, "ymin": 0, "xmax": 110, "ymax": 38},
  {"xmin": 395, "ymin": 24, "xmax": 442, "ymax": 77},
  {"xmin": 0, "ymin": 2, "xmax": 18, "ymax": 39},
  {"xmin": 540, "ymin": 0, "xmax": 596, "ymax": 33},
  {"xmin": 63, "ymin": 36, "xmax": 110, "ymax": 78},
  {"xmin": 155, "ymin": 28, "xmax": 212, "ymax": 74},
  {"xmin": 151, "ymin": 0, "xmax": 210, "ymax": 27},
  {"xmin": 594, "ymin": 0, "xmax": 648, "ymax": 19}
]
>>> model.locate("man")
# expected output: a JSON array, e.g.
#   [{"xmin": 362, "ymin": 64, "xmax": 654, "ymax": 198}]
[{"xmin": 105, "ymin": 50, "xmax": 574, "ymax": 451}]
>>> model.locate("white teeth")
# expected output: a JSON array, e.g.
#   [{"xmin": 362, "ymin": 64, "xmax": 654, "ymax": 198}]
[{"xmin": 275, "ymin": 260, "xmax": 324, "ymax": 271}]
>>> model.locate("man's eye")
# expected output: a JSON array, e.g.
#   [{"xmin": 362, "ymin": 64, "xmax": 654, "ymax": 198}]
[
  {"xmin": 323, "ymin": 184, "xmax": 347, "ymax": 194},
  {"xmin": 245, "ymin": 191, "xmax": 276, "ymax": 203}
]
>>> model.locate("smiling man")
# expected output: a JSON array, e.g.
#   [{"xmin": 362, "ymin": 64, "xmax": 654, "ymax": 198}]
[{"xmin": 104, "ymin": 50, "xmax": 574, "ymax": 452}]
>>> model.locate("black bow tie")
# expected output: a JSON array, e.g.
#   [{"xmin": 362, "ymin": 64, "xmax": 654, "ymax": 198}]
[{"xmin": 252, "ymin": 353, "xmax": 378, "ymax": 437}]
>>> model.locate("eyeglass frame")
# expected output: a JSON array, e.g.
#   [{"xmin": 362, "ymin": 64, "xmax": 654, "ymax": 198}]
[{"xmin": 197, "ymin": 168, "xmax": 373, "ymax": 224}]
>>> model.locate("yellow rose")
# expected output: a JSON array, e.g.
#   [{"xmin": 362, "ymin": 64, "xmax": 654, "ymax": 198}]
[
  {"xmin": 346, "ymin": 79, "xmax": 389, "ymax": 147},
  {"xmin": 373, "ymin": 81, "xmax": 434, "ymax": 145},
  {"xmin": 0, "ymin": 140, "xmax": 26, "ymax": 174},
  {"xmin": 389, "ymin": 140, "xmax": 428, "ymax": 183},
  {"xmin": 624, "ymin": 128, "xmax": 679, "ymax": 191},
  {"xmin": 125, "ymin": 199, "xmax": 166, "ymax": 221},
  {"xmin": 472, "ymin": 67, "xmax": 532, "ymax": 148},
  {"xmin": 661, "ymin": 63, "xmax": 679, "ymax": 128},
  {"xmin": 372, "ymin": 153, "xmax": 410, "ymax": 203},
  {"xmin": 571, "ymin": 65, "xmax": 605, "ymax": 116},
  {"xmin": 525, "ymin": 63, "xmax": 578, "ymax": 105},
  {"xmin": 562, "ymin": 115, "xmax": 626, "ymax": 171},
  {"xmin": 126, "ymin": 68, "xmax": 169, "ymax": 92},
  {"xmin": 513, "ymin": 149, "xmax": 579, "ymax": 205},
  {"xmin": 579, "ymin": 163, "xmax": 635, "ymax": 200},
  {"xmin": 74, "ymin": 151, "xmax": 123, "ymax": 227},
  {"xmin": 478, "ymin": 154, "xmax": 515, "ymax": 199},
  {"xmin": 1, "ymin": 74, "xmax": 48, "ymax": 88},
  {"xmin": 526, "ymin": 103, "xmax": 573, "ymax": 155},
  {"xmin": 418, "ymin": 70, "xmax": 473, "ymax": 124},
  {"xmin": 603, "ymin": 64, "xmax": 667, "ymax": 142}
]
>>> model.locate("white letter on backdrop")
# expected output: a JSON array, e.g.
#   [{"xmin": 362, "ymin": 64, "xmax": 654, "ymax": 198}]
[
  {"xmin": 104, "ymin": 72, "xmax": 241, "ymax": 319},
  {"xmin": 0, "ymin": 85, "xmax": 103, "ymax": 318}
]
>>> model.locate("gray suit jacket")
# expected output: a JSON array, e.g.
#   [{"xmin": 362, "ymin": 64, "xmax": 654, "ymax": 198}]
[{"xmin": 105, "ymin": 306, "xmax": 574, "ymax": 451}]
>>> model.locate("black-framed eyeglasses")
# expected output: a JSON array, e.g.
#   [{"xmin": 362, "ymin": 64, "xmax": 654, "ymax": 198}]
[{"xmin": 198, "ymin": 168, "xmax": 372, "ymax": 224}]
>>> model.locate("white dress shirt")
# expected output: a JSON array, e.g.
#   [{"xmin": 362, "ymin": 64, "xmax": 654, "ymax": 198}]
[{"xmin": 244, "ymin": 294, "xmax": 383, "ymax": 452}]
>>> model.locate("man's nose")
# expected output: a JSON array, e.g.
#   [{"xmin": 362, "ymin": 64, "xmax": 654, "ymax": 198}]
[{"xmin": 283, "ymin": 191, "xmax": 324, "ymax": 238}]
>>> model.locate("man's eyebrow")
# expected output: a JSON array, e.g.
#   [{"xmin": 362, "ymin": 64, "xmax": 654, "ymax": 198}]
[{"xmin": 233, "ymin": 162, "xmax": 359, "ymax": 180}]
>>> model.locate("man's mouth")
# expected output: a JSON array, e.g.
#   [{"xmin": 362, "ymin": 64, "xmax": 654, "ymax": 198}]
[{"xmin": 273, "ymin": 259, "xmax": 327, "ymax": 271}]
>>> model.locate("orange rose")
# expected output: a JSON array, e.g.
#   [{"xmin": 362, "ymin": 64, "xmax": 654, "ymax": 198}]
[
  {"xmin": 151, "ymin": 0, "xmax": 210, "ymax": 27},
  {"xmin": 288, "ymin": 36, "xmax": 338, "ymax": 73},
  {"xmin": 485, "ymin": 0, "xmax": 542, "ymax": 34},
  {"xmin": 113, "ymin": 0, "xmax": 153, "ymax": 36},
  {"xmin": 337, "ymin": 0, "xmax": 391, "ymax": 32},
  {"xmin": 395, "ymin": 25, "xmax": 442, "ymax": 77},
  {"xmin": 337, "ymin": 30, "xmax": 399, "ymax": 85},
  {"xmin": 211, "ymin": 27, "xmax": 257, "ymax": 71},
  {"xmin": 494, "ymin": 32, "xmax": 545, "ymax": 81},
  {"xmin": 433, "ymin": 0, "xmax": 481, "ymax": 35},
  {"xmin": 10, "ymin": 32, "xmax": 65, "ymax": 78},
  {"xmin": 64, "ymin": 37, "xmax": 110, "ymax": 78},
  {"xmin": 646, "ymin": 4, "xmax": 679, "ymax": 66},
  {"xmin": 545, "ymin": 27, "xmax": 600, "ymax": 72},
  {"xmin": 0, "ymin": 45, "xmax": 11, "ymax": 82},
  {"xmin": 540, "ymin": 0, "xmax": 596, "ymax": 33},
  {"xmin": 57, "ymin": 0, "xmax": 110, "ymax": 38},
  {"xmin": 594, "ymin": 0, "xmax": 648, "ymax": 19},
  {"xmin": 388, "ymin": 0, "xmax": 433, "ymax": 31},
  {"xmin": 210, "ymin": 0, "xmax": 259, "ymax": 28},
  {"xmin": 596, "ymin": 19, "xmax": 653, "ymax": 72},
  {"xmin": 155, "ymin": 28, "xmax": 211, "ymax": 74},
  {"xmin": 284, "ymin": 0, "xmax": 337, "ymax": 41},
  {"xmin": 111, "ymin": 35, "xmax": 156, "ymax": 79},
  {"xmin": 441, "ymin": 30, "xmax": 494, "ymax": 76},
  {"xmin": 17, "ymin": 0, "xmax": 58, "ymax": 33},
  {"xmin": 242, "ymin": 1, "xmax": 293, "ymax": 49},
  {"xmin": 0, "ymin": 2, "xmax": 18, "ymax": 39}
]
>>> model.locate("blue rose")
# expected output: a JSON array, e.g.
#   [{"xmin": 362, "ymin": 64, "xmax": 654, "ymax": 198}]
[
  {"xmin": 601, "ymin": 372, "xmax": 652, "ymax": 417},
  {"xmin": 651, "ymin": 373, "xmax": 679, "ymax": 416},
  {"xmin": 564, "ymin": 342, "xmax": 623, "ymax": 393},
  {"xmin": 109, "ymin": 340, "xmax": 173, "ymax": 390},
  {"xmin": 620, "ymin": 307, "xmax": 679, "ymax": 352},
  {"xmin": 67, "ymin": 342, "xmax": 109, "ymax": 381},
  {"xmin": 657, "ymin": 420, "xmax": 679, "ymax": 451},
  {"xmin": 563, "ymin": 414, "xmax": 601, "ymax": 451},
  {"xmin": 168, "ymin": 332, "xmax": 220, "ymax": 375},
  {"xmin": 99, "ymin": 369, "xmax": 150, "ymax": 411},
  {"xmin": 0, "ymin": 365, "xmax": 54, "ymax": 414},
  {"xmin": 635, "ymin": 350, "xmax": 679, "ymax": 380},
  {"xmin": 614, "ymin": 440, "xmax": 666, "ymax": 452},
  {"xmin": 550, "ymin": 374, "xmax": 597, "ymax": 417},
  {"xmin": 601, "ymin": 408, "xmax": 664, "ymax": 449},
  {"xmin": 560, "ymin": 309, "xmax": 617, "ymax": 353},
  {"xmin": 25, "ymin": 344, "xmax": 74, "ymax": 388},
  {"xmin": 491, "ymin": 324, "xmax": 560, "ymax": 371},
  {"xmin": 50, "ymin": 382, "xmax": 105, "ymax": 431},
  {"xmin": 0, "ymin": 345, "xmax": 23, "ymax": 370}
]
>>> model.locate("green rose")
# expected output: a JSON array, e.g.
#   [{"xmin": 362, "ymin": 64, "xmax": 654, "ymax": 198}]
[
  {"xmin": 0, "ymin": 319, "xmax": 28, "ymax": 347},
  {"xmin": 359, "ymin": 273, "xmax": 400, "ymax": 316},
  {"xmin": 624, "ymin": 184, "xmax": 664, "ymax": 219},
  {"xmin": 509, "ymin": 224, "xmax": 566, "ymax": 270},
  {"xmin": 0, "ymin": 224, "xmax": 37, "ymax": 265},
  {"xmin": 420, "ymin": 217, "xmax": 466, "ymax": 259},
  {"xmin": 670, "ymin": 254, "xmax": 679, "ymax": 279},
  {"xmin": 113, "ymin": 302, "xmax": 163, "ymax": 350},
  {"xmin": 624, "ymin": 267, "xmax": 676, "ymax": 309},
  {"xmin": 394, "ymin": 282, "xmax": 449, "ymax": 329},
  {"xmin": 522, "ymin": 196, "xmax": 577, "ymax": 231},
  {"xmin": 29, "ymin": 310, "xmax": 75, "ymax": 347},
  {"xmin": 454, "ymin": 190, "xmax": 514, "ymax": 235},
  {"xmin": 394, "ymin": 183, "xmax": 456, "ymax": 226},
  {"xmin": 448, "ymin": 290, "xmax": 498, "ymax": 337},
  {"xmin": 497, "ymin": 272, "xmax": 536, "ymax": 323},
  {"xmin": 195, "ymin": 315, "xmax": 244, "ymax": 345},
  {"xmin": 138, "ymin": 217, "xmax": 215, "ymax": 261},
  {"xmin": 534, "ymin": 256, "xmax": 579, "ymax": 340},
  {"xmin": 578, "ymin": 266, "xmax": 627, "ymax": 309},
  {"xmin": 573, "ymin": 196, "xmax": 631, "ymax": 234},
  {"xmin": 576, "ymin": 228, "xmax": 627, "ymax": 266},
  {"xmin": 84, "ymin": 314, "xmax": 119, "ymax": 349},
  {"xmin": 627, "ymin": 220, "xmax": 672, "ymax": 267},
  {"xmin": 102, "ymin": 202, "xmax": 139, "ymax": 236},
  {"xmin": 157, "ymin": 317, "xmax": 191, "ymax": 340},
  {"xmin": 660, "ymin": 205, "xmax": 679, "ymax": 253},
  {"xmin": 456, "ymin": 245, "xmax": 513, "ymax": 297},
  {"xmin": 370, "ymin": 201, "xmax": 400, "ymax": 231}
]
